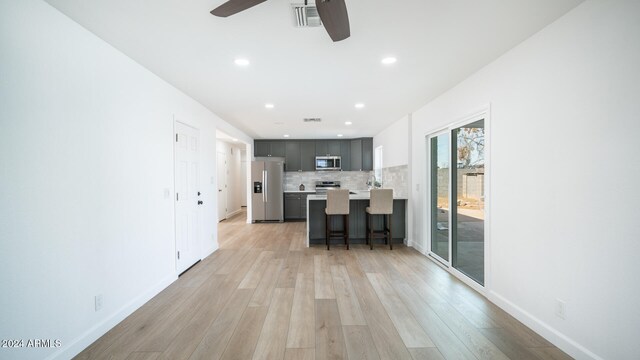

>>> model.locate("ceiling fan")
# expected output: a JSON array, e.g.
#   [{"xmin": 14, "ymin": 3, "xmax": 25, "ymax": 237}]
[{"xmin": 210, "ymin": 0, "xmax": 350, "ymax": 42}]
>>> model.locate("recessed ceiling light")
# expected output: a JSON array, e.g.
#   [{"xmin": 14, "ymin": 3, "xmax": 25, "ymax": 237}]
[
  {"xmin": 234, "ymin": 58, "xmax": 250, "ymax": 66},
  {"xmin": 232, "ymin": 138, "xmax": 238, "ymax": 142},
  {"xmin": 337, "ymin": 134, "xmax": 343, "ymax": 137},
  {"xmin": 283, "ymin": 134, "xmax": 290, "ymax": 138},
  {"xmin": 381, "ymin": 56, "xmax": 397, "ymax": 65},
  {"xmin": 355, "ymin": 103, "xmax": 365, "ymax": 109},
  {"xmin": 345, "ymin": 121, "xmax": 353, "ymax": 125},
  {"xmin": 265, "ymin": 103, "xmax": 274, "ymax": 109}
]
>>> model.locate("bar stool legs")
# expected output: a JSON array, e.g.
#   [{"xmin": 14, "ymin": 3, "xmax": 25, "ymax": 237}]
[
  {"xmin": 326, "ymin": 213, "xmax": 329, "ymax": 250},
  {"xmin": 366, "ymin": 213, "xmax": 393, "ymax": 250},
  {"xmin": 388, "ymin": 214, "xmax": 392, "ymax": 250},
  {"xmin": 326, "ymin": 213, "xmax": 349, "ymax": 250},
  {"xmin": 345, "ymin": 215, "xmax": 349, "ymax": 250}
]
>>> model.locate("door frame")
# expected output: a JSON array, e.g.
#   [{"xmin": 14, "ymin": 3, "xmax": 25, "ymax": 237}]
[
  {"xmin": 423, "ymin": 104, "xmax": 491, "ymax": 294},
  {"xmin": 426, "ymin": 128, "xmax": 452, "ymax": 268},
  {"xmin": 217, "ymin": 150, "xmax": 227, "ymax": 222}
]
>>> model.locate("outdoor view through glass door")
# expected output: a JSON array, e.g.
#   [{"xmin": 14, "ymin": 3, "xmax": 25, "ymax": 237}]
[
  {"xmin": 428, "ymin": 119, "xmax": 485, "ymax": 285},
  {"xmin": 430, "ymin": 133, "xmax": 449, "ymax": 261}
]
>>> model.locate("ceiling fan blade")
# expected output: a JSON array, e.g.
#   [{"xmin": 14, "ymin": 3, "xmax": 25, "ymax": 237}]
[
  {"xmin": 315, "ymin": 0, "xmax": 350, "ymax": 42},
  {"xmin": 210, "ymin": 0, "xmax": 267, "ymax": 17}
]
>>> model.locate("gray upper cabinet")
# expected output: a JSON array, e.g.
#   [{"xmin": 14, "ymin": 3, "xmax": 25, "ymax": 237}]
[
  {"xmin": 350, "ymin": 139, "xmax": 363, "ymax": 171},
  {"xmin": 300, "ymin": 141, "xmax": 316, "ymax": 171},
  {"xmin": 315, "ymin": 141, "xmax": 328, "ymax": 156},
  {"xmin": 340, "ymin": 140, "xmax": 351, "ymax": 171},
  {"xmin": 315, "ymin": 140, "xmax": 341, "ymax": 156},
  {"xmin": 285, "ymin": 141, "xmax": 301, "ymax": 172},
  {"xmin": 349, "ymin": 138, "xmax": 373, "ymax": 171},
  {"xmin": 254, "ymin": 140, "xmax": 285, "ymax": 157},
  {"xmin": 255, "ymin": 138, "xmax": 370, "ymax": 171},
  {"xmin": 255, "ymin": 140, "xmax": 271, "ymax": 157},
  {"xmin": 362, "ymin": 138, "xmax": 373, "ymax": 171},
  {"xmin": 327, "ymin": 141, "xmax": 341, "ymax": 156},
  {"xmin": 270, "ymin": 141, "xmax": 285, "ymax": 157}
]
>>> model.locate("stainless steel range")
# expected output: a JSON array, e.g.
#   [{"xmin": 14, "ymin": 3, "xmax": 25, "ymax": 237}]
[{"xmin": 315, "ymin": 181, "xmax": 340, "ymax": 194}]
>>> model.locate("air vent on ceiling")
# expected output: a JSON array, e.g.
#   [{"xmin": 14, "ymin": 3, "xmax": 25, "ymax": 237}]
[
  {"xmin": 303, "ymin": 118, "xmax": 322, "ymax": 122},
  {"xmin": 292, "ymin": 3, "xmax": 322, "ymax": 27}
]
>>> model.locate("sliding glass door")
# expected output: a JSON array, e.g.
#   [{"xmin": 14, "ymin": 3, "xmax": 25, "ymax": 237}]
[{"xmin": 428, "ymin": 119, "xmax": 486, "ymax": 285}]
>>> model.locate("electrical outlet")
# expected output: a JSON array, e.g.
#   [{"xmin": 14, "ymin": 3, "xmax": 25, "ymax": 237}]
[
  {"xmin": 95, "ymin": 294, "xmax": 104, "ymax": 312},
  {"xmin": 163, "ymin": 188, "xmax": 170, "ymax": 199},
  {"xmin": 415, "ymin": 183, "xmax": 420, "ymax": 192},
  {"xmin": 555, "ymin": 299, "xmax": 566, "ymax": 319}
]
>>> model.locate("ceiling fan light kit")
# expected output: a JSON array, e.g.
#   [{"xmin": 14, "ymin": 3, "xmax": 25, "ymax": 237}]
[{"xmin": 211, "ymin": 0, "xmax": 350, "ymax": 42}]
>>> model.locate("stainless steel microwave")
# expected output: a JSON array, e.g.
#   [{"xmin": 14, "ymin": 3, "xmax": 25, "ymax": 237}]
[{"xmin": 315, "ymin": 156, "xmax": 341, "ymax": 171}]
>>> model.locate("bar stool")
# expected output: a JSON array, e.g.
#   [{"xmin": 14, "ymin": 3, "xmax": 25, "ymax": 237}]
[
  {"xmin": 325, "ymin": 189, "xmax": 350, "ymax": 250},
  {"xmin": 366, "ymin": 189, "xmax": 394, "ymax": 250}
]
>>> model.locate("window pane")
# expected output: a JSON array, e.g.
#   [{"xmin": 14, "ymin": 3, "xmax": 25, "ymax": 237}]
[
  {"xmin": 430, "ymin": 133, "xmax": 449, "ymax": 261},
  {"xmin": 374, "ymin": 146, "xmax": 383, "ymax": 187}
]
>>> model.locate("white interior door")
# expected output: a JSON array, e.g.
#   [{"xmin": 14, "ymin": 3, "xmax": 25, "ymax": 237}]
[
  {"xmin": 217, "ymin": 151, "xmax": 227, "ymax": 221},
  {"xmin": 175, "ymin": 122, "xmax": 201, "ymax": 274}
]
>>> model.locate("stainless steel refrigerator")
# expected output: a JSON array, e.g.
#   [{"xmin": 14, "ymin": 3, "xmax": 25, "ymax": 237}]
[{"xmin": 251, "ymin": 160, "xmax": 284, "ymax": 222}]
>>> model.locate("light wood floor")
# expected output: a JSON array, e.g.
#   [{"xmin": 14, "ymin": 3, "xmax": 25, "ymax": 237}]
[{"xmin": 75, "ymin": 209, "xmax": 572, "ymax": 360}]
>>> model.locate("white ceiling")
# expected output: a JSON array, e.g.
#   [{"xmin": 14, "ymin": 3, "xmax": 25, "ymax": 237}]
[{"xmin": 45, "ymin": 0, "xmax": 582, "ymax": 139}]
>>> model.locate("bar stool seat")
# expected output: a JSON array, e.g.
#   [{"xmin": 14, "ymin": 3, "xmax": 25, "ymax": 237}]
[
  {"xmin": 366, "ymin": 189, "xmax": 393, "ymax": 250},
  {"xmin": 325, "ymin": 189, "xmax": 350, "ymax": 250}
]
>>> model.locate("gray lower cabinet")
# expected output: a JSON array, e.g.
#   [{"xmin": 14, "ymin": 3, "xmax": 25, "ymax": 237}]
[
  {"xmin": 284, "ymin": 193, "xmax": 311, "ymax": 220},
  {"xmin": 284, "ymin": 193, "xmax": 301, "ymax": 219},
  {"xmin": 308, "ymin": 199, "xmax": 406, "ymax": 244}
]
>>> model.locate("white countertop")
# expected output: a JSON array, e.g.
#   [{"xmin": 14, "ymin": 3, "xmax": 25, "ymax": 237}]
[
  {"xmin": 307, "ymin": 190, "xmax": 408, "ymax": 201},
  {"xmin": 284, "ymin": 190, "xmax": 316, "ymax": 193}
]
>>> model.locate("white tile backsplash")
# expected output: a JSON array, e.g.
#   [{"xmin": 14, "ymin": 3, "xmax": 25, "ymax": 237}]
[
  {"xmin": 284, "ymin": 171, "xmax": 372, "ymax": 192},
  {"xmin": 381, "ymin": 165, "xmax": 409, "ymax": 198}
]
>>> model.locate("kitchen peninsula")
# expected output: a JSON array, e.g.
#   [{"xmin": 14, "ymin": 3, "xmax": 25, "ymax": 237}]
[{"xmin": 306, "ymin": 190, "xmax": 407, "ymax": 246}]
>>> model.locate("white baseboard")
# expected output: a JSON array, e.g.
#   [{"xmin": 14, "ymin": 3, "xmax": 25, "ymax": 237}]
[
  {"xmin": 488, "ymin": 290, "xmax": 603, "ymax": 360},
  {"xmin": 203, "ymin": 243, "xmax": 219, "ymax": 260},
  {"xmin": 408, "ymin": 238, "xmax": 427, "ymax": 254},
  {"xmin": 406, "ymin": 238, "xmax": 601, "ymax": 360},
  {"xmin": 47, "ymin": 274, "xmax": 177, "ymax": 360},
  {"xmin": 226, "ymin": 208, "xmax": 243, "ymax": 219}
]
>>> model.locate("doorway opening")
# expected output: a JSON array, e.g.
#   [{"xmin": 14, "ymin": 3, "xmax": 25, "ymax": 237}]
[{"xmin": 215, "ymin": 130, "xmax": 249, "ymax": 225}]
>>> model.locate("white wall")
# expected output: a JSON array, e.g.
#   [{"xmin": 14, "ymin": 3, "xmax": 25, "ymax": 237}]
[
  {"xmin": 373, "ymin": 115, "xmax": 409, "ymax": 168},
  {"xmin": 0, "ymin": 1, "xmax": 251, "ymax": 359},
  {"xmin": 409, "ymin": 1, "xmax": 640, "ymax": 359}
]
